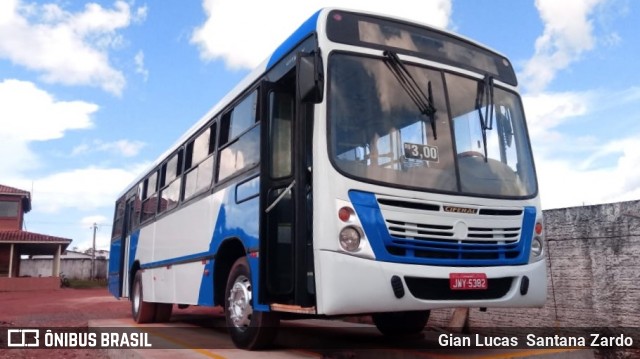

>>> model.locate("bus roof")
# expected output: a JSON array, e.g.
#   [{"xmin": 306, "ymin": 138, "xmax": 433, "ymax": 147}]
[
  {"xmin": 118, "ymin": 7, "xmax": 511, "ymax": 199},
  {"xmin": 118, "ymin": 10, "xmax": 322, "ymax": 198}
]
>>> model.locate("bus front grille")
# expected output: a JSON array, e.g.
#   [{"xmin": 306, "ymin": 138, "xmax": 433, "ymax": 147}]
[
  {"xmin": 385, "ymin": 219, "xmax": 522, "ymax": 261},
  {"xmin": 374, "ymin": 195, "xmax": 532, "ymax": 266}
]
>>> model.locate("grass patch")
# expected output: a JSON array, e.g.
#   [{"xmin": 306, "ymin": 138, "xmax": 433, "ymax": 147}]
[{"xmin": 68, "ymin": 279, "xmax": 108, "ymax": 289}]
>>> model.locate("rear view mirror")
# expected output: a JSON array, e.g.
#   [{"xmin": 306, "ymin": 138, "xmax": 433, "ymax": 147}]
[{"xmin": 297, "ymin": 51, "xmax": 324, "ymax": 103}]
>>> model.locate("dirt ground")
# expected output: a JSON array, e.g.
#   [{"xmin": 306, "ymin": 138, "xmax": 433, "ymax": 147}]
[{"xmin": 1, "ymin": 287, "xmax": 135, "ymax": 358}]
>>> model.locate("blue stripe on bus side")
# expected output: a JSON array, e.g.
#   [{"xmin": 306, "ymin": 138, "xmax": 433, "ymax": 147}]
[
  {"xmin": 139, "ymin": 251, "xmax": 212, "ymax": 270},
  {"xmin": 197, "ymin": 188, "xmax": 268, "ymax": 311},
  {"xmin": 129, "ymin": 229, "xmax": 141, "ymax": 272},
  {"xmin": 266, "ymin": 9, "xmax": 321, "ymax": 70}
]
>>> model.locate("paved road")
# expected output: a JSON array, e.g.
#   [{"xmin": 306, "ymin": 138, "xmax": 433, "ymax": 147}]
[{"xmin": 89, "ymin": 312, "xmax": 595, "ymax": 359}]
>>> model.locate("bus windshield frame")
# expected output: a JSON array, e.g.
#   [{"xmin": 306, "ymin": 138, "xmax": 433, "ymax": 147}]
[{"xmin": 328, "ymin": 52, "xmax": 537, "ymax": 199}]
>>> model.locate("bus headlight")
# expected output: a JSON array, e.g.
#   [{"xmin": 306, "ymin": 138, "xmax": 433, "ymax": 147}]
[
  {"xmin": 531, "ymin": 237, "xmax": 543, "ymax": 257},
  {"xmin": 339, "ymin": 226, "xmax": 362, "ymax": 252}
]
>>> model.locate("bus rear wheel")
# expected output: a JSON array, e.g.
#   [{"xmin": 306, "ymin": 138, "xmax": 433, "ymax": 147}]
[
  {"xmin": 372, "ymin": 310, "xmax": 430, "ymax": 336},
  {"xmin": 225, "ymin": 257, "xmax": 279, "ymax": 350},
  {"xmin": 131, "ymin": 271, "xmax": 156, "ymax": 323}
]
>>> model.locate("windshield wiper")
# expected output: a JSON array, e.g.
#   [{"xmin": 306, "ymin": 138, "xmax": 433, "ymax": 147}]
[
  {"xmin": 475, "ymin": 74, "xmax": 495, "ymax": 162},
  {"xmin": 383, "ymin": 51, "xmax": 437, "ymax": 140}
]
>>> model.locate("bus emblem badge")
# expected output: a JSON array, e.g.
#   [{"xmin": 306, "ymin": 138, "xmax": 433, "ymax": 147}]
[{"xmin": 443, "ymin": 206, "xmax": 477, "ymax": 214}]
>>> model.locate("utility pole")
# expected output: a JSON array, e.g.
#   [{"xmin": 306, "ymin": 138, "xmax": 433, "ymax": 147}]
[{"xmin": 91, "ymin": 223, "xmax": 98, "ymax": 280}]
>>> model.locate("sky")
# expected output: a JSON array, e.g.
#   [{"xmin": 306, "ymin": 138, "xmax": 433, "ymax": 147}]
[{"xmin": 1, "ymin": 0, "xmax": 639, "ymax": 251}]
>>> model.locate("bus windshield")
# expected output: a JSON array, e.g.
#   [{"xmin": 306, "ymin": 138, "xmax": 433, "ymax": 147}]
[{"xmin": 328, "ymin": 53, "xmax": 537, "ymax": 198}]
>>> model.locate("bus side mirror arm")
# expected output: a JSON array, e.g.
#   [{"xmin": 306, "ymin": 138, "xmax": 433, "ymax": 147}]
[{"xmin": 297, "ymin": 50, "xmax": 324, "ymax": 103}]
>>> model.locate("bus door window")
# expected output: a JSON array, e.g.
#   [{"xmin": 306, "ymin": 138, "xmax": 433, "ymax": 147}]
[{"xmin": 264, "ymin": 89, "xmax": 295, "ymax": 296}]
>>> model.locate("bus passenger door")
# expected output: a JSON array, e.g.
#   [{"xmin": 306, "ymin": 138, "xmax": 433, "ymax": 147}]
[
  {"xmin": 259, "ymin": 77, "xmax": 314, "ymax": 307},
  {"xmin": 108, "ymin": 198, "xmax": 134, "ymax": 298}
]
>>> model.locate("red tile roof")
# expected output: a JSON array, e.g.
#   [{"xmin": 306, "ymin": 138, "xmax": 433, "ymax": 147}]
[
  {"xmin": 0, "ymin": 230, "xmax": 72, "ymax": 243},
  {"xmin": 0, "ymin": 184, "xmax": 30, "ymax": 197}
]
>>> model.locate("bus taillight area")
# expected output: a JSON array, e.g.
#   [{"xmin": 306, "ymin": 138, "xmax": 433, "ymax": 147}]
[{"xmin": 315, "ymin": 249, "xmax": 547, "ymax": 316}]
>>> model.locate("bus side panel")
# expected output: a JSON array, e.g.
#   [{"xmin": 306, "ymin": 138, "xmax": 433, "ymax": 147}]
[
  {"xmin": 127, "ymin": 183, "xmax": 266, "ymax": 309},
  {"xmin": 197, "ymin": 259, "xmax": 215, "ymax": 306},
  {"xmin": 146, "ymin": 261, "xmax": 205, "ymax": 304},
  {"xmin": 198, "ymin": 181, "xmax": 267, "ymax": 311},
  {"xmin": 138, "ymin": 194, "xmax": 217, "ymax": 305}
]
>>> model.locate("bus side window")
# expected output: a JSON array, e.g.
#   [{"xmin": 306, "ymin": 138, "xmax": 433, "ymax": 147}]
[
  {"xmin": 217, "ymin": 90, "xmax": 260, "ymax": 182},
  {"xmin": 141, "ymin": 171, "xmax": 158, "ymax": 222},
  {"xmin": 159, "ymin": 150, "xmax": 183, "ymax": 213},
  {"xmin": 184, "ymin": 122, "xmax": 217, "ymax": 200},
  {"xmin": 132, "ymin": 182, "xmax": 142, "ymax": 229},
  {"xmin": 219, "ymin": 90, "xmax": 258, "ymax": 147}
]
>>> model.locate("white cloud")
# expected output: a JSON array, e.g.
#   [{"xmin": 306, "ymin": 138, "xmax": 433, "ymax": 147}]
[
  {"xmin": 73, "ymin": 216, "xmax": 112, "ymax": 251},
  {"xmin": 81, "ymin": 215, "xmax": 109, "ymax": 228},
  {"xmin": 521, "ymin": 0, "xmax": 608, "ymax": 93},
  {"xmin": 27, "ymin": 165, "xmax": 145, "ymax": 213},
  {"xmin": 191, "ymin": 0, "xmax": 451, "ymax": 69},
  {"xmin": 0, "ymin": 79, "xmax": 146, "ymax": 217},
  {"xmin": 537, "ymin": 136, "xmax": 640, "ymax": 209},
  {"xmin": 134, "ymin": 50, "xmax": 149, "ymax": 81},
  {"xmin": 72, "ymin": 139, "xmax": 146, "ymax": 157},
  {"xmin": 0, "ymin": 0, "xmax": 146, "ymax": 95},
  {"xmin": 0, "ymin": 78, "xmax": 98, "ymax": 174},
  {"xmin": 522, "ymin": 86, "xmax": 640, "ymax": 209},
  {"xmin": 518, "ymin": 0, "xmax": 640, "ymax": 209},
  {"xmin": 522, "ymin": 90, "xmax": 592, "ymax": 144},
  {"xmin": 0, "ymin": 79, "xmax": 98, "ymax": 141}
]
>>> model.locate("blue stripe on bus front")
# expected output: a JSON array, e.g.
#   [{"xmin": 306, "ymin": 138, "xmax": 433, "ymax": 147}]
[
  {"xmin": 266, "ymin": 10, "xmax": 321, "ymax": 70},
  {"xmin": 349, "ymin": 190, "xmax": 535, "ymax": 266}
]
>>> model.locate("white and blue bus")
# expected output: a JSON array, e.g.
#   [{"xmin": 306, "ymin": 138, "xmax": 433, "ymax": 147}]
[{"xmin": 109, "ymin": 8, "xmax": 546, "ymax": 349}]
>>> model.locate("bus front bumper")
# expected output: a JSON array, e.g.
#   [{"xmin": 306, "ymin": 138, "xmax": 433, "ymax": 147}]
[{"xmin": 315, "ymin": 250, "xmax": 547, "ymax": 316}]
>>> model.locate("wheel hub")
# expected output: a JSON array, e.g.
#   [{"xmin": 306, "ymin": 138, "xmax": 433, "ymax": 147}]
[{"xmin": 228, "ymin": 275, "xmax": 252, "ymax": 330}]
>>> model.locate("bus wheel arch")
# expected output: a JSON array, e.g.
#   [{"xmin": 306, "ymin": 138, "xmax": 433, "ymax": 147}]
[
  {"xmin": 225, "ymin": 256, "xmax": 279, "ymax": 349},
  {"xmin": 213, "ymin": 238, "xmax": 246, "ymax": 307},
  {"xmin": 129, "ymin": 260, "xmax": 141, "ymax": 298},
  {"xmin": 131, "ymin": 270, "xmax": 156, "ymax": 323}
]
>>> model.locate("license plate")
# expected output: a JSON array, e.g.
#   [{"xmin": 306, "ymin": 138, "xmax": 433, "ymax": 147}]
[{"xmin": 449, "ymin": 273, "xmax": 488, "ymax": 290}]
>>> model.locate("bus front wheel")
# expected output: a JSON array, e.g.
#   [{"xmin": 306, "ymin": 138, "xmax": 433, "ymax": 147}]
[
  {"xmin": 225, "ymin": 257, "xmax": 279, "ymax": 350},
  {"xmin": 372, "ymin": 310, "xmax": 430, "ymax": 336},
  {"xmin": 131, "ymin": 271, "xmax": 156, "ymax": 323}
]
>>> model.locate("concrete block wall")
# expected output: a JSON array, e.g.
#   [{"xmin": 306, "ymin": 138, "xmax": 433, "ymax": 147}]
[
  {"xmin": 429, "ymin": 200, "xmax": 640, "ymax": 328},
  {"xmin": 19, "ymin": 258, "xmax": 108, "ymax": 280}
]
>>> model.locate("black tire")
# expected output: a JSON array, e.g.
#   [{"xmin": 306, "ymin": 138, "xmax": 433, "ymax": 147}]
[
  {"xmin": 131, "ymin": 271, "xmax": 157, "ymax": 323},
  {"xmin": 225, "ymin": 257, "xmax": 279, "ymax": 350},
  {"xmin": 155, "ymin": 303, "xmax": 173, "ymax": 323},
  {"xmin": 372, "ymin": 310, "xmax": 430, "ymax": 336}
]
